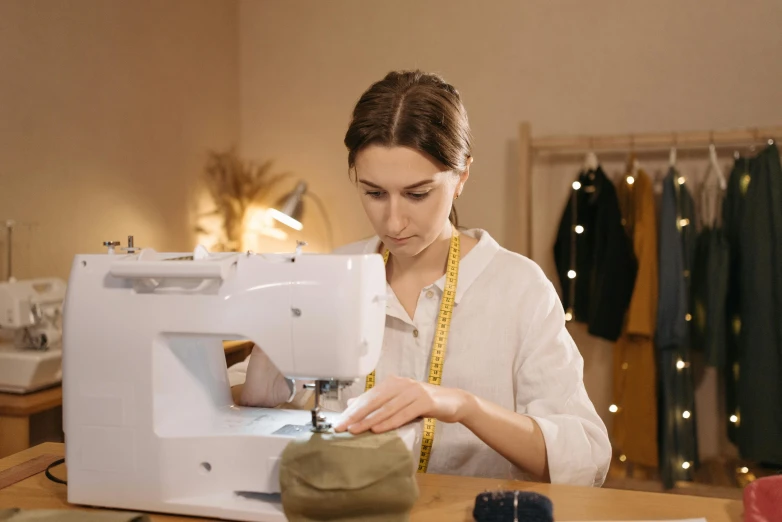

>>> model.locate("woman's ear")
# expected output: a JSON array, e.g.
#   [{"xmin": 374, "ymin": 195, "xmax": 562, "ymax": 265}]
[{"xmin": 455, "ymin": 157, "xmax": 473, "ymax": 198}]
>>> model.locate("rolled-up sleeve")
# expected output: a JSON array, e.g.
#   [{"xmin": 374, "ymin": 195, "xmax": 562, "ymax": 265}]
[{"xmin": 514, "ymin": 279, "xmax": 612, "ymax": 487}]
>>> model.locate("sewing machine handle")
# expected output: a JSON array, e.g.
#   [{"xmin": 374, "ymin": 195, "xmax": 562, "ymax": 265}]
[{"xmin": 108, "ymin": 261, "xmax": 226, "ymax": 281}]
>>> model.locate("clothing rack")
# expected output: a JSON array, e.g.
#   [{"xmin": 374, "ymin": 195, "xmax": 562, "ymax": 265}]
[{"xmin": 517, "ymin": 121, "xmax": 782, "ymax": 259}]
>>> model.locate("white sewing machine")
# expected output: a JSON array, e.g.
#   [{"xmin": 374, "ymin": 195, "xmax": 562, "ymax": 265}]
[
  {"xmin": 0, "ymin": 277, "xmax": 66, "ymax": 393},
  {"xmin": 63, "ymin": 237, "xmax": 411, "ymax": 521}
]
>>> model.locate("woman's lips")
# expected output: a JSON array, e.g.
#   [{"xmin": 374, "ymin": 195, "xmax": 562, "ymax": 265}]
[{"xmin": 388, "ymin": 235, "xmax": 413, "ymax": 244}]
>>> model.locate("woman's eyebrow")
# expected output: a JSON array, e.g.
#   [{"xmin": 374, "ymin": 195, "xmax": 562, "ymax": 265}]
[{"xmin": 358, "ymin": 179, "xmax": 434, "ymax": 190}]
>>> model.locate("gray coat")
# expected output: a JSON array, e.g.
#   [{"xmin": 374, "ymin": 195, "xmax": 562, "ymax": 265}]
[{"xmin": 656, "ymin": 167, "xmax": 699, "ymax": 489}]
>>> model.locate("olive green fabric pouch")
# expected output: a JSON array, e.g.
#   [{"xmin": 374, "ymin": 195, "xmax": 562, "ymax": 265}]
[{"xmin": 279, "ymin": 431, "xmax": 419, "ymax": 522}]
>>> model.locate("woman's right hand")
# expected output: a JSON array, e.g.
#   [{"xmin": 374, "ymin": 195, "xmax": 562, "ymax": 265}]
[{"xmin": 238, "ymin": 345, "xmax": 295, "ymax": 407}]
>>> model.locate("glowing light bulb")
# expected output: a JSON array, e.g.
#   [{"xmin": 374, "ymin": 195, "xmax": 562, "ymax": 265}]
[
  {"xmin": 685, "ymin": 313, "xmax": 692, "ymax": 322},
  {"xmin": 680, "ymin": 218, "xmax": 690, "ymax": 227},
  {"xmin": 619, "ymin": 455, "xmax": 627, "ymax": 462},
  {"xmin": 682, "ymin": 462, "xmax": 691, "ymax": 470},
  {"xmin": 609, "ymin": 404, "xmax": 619, "ymax": 413},
  {"xmin": 575, "ymin": 225, "xmax": 584, "ymax": 234},
  {"xmin": 572, "ymin": 181, "xmax": 582, "ymax": 190},
  {"xmin": 626, "ymin": 176, "xmax": 635, "ymax": 185},
  {"xmin": 678, "ymin": 176, "xmax": 686, "ymax": 185},
  {"xmin": 676, "ymin": 360, "xmax": 686, "ymax": 370},
  {"xmin": 730, "ymin": 415, "xmax": 739, "ymax": 423},
  {"xmin": 682, "ymin": 410, "xmax": 691, "ymax": 419},
  {"xmin": 565, "ymin": 311, "xmax": 573, "ymax": 322},
  {"xmin": 740, "ymin": 466, "xmax": 749, "ymax": 474},
  {"xmin": 567, "ymin": 270, "xmax": 577, "ymax": 279}
]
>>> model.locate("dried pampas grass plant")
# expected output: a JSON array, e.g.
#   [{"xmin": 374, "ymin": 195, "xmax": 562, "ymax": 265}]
[{"xmin": 196, "ymin": 148, "xmax": 291, "ymax": 251}]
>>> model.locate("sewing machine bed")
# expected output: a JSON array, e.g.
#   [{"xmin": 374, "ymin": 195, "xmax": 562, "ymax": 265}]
[
  {"xmin": 218, "ymin": 406, "xmax": 338, "ymax": 436},
  {"xmin": 67, "ymin": 404, "xmax": 417, "ymax": 522}
]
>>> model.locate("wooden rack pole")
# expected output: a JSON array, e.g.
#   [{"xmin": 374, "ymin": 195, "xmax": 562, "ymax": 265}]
[
  {"xmin": 531, "ymin": 126, "xmax": 782, "ymax": 153},
  {"xmin": 518, "ymin": 122, "xmax": 532, "ymax": 257}
]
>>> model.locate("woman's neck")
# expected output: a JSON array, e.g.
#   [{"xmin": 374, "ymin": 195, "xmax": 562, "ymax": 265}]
[{"xmin": 388, "ymin": 222, "xmax": 453, "ymax": 282}]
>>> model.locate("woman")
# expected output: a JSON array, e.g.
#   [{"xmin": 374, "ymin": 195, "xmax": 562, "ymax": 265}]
[{"xmin": 239, "ymin": 70, "xmax": 611, "ymax": 487}]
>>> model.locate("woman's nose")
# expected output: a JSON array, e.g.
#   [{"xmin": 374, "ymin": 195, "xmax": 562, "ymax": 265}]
[{"xmin": 386, "ymin": 198, "xmax": 407, "ymax": 235}]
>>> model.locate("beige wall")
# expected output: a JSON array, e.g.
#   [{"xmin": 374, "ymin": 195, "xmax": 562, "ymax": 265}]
[
  {"xmin": 239, "ymin": 0, "xmax": 782, "ymax": 459},
  {"xmin": 3, "ymin": 0, "xmax": 779, "ymax": 462},
  {"xmin": 0, "ymin": 0, "xmax": 239, "ymax": 281},
  {"xmin": 239, "ymin": 0, "xmax": 782, "ymax": 253}
]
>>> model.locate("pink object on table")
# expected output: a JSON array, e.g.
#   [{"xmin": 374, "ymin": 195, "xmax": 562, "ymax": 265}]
[{"xmin": 743, "ymin": 474, "xmax": 782, "ymax": 522}]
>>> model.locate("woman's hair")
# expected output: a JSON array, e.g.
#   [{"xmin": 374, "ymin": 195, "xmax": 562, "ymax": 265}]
[{"xmin": 343, "ymin": 70, "xmax": 472, "ymax": 226}]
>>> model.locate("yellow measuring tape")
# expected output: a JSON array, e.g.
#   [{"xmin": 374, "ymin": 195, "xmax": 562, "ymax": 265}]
[{"xmin": 365, "ymin": 227, "xmax": 460, "ymax": 473}]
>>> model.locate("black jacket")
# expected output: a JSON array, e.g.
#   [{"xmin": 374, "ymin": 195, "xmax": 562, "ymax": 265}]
[{"xmin": 553, "ymin": 167, "xmax": 638, "ymax": 342}]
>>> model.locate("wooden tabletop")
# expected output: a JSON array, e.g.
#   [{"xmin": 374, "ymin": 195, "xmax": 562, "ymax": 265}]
[
  {"xmin": 0, "ymin": 443, "xmax": 743, "ymax": 521},
  {"xmin": 0, "ymin": 385, "xmax": 62, "ymax": 417},
  {"xmin": 222, "ymin": 340, "xmax": 254, "ymax": 355}
]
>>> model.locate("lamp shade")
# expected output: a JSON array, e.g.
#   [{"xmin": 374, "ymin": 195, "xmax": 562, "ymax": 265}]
[{"xmin": 269, "ymin": 180, "xmax": 307, "ymax": 231}]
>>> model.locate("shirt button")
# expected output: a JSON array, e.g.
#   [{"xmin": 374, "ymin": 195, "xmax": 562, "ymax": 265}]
[
  {"xmin": 413, "ymin": 329, "xmax": 419, "ymax": 338},
  {"xmin": 425, "ymin": 290, "xmax": 434, "ymax": 299}
]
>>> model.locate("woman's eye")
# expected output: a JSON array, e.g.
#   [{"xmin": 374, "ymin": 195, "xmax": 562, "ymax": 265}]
[
  {"xmin": 364, "ymin": 191, "xmax": 385, "ymax": 199},
  {"xmin": 408, "ymin": 192, "xmax": 429, "ymax": 200}
]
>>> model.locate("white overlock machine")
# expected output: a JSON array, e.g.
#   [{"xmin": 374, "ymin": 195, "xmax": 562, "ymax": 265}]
[
  {"xmin": 0, "ymin": 219, "xmax": 66, "ymax": 394},
  {"xmin": 62, "ymin": 236, "xmax": 408, "ymax": 521}
]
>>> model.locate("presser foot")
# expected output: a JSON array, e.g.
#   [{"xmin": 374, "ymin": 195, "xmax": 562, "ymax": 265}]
[
  {"xmin": 311, "ymin": 407, "xmax": 332, "ymax": 433},
  {"xmin": 305, "ymin": 379, "xmax": 351, "ymax": 432}
]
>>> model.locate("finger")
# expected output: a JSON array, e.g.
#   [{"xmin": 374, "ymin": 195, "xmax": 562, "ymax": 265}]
[
  {"xmin": 333, "ymin": 390, "xmax": 387, "ymax": 432},
  {"xmin": 370, "ymin": 401, "xmax": 428, "ymax": 434},
  {"xmin": 334, "ymin": 378, "xmax": 410, "ymax": 432},
  {"xmin": 347, "ymin": 390, "xmax": 418, "ymax": 434}
]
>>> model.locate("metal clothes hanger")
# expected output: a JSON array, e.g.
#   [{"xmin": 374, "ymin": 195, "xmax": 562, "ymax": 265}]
[
  {"xmin": 583, "ymin": 136, "xmax": 599, "ymax": 172},
  {"xmin": 705, "ymin": 131, "xmax": 727, "ymax": 190},
  {"xmin": 625, "ymin": 134, "xmax": 640, "ymax": 183}
]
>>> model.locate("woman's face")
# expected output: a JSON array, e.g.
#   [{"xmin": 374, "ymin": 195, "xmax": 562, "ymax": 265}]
[{"xmin": 353, "ymin": 145, "xmax": 468, "ymax": 258}]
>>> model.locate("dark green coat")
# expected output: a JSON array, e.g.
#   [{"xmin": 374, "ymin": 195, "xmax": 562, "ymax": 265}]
[
  {"xmin": 691, "ymin": 178, "xmax": 729, "ymax": 368},
  {"xmin": 723, "ymin": 144, "xmax": 782, "ymax": 465}
]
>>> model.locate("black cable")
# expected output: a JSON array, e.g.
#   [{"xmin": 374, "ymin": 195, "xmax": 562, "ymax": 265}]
[{"xmin": 45, "ymin": 457, "xmax": 67, "ymax": 485}]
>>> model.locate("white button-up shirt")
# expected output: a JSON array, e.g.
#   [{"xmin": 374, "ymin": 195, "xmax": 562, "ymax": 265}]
[{"xmin": 322, "ymin": 228, "xmax": 611, "ymax": 487}]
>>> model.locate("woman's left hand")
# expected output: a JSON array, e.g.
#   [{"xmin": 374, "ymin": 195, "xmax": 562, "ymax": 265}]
[{"xmin": 333, "ymin": 376, "xmax": 473, "ymax": 434}]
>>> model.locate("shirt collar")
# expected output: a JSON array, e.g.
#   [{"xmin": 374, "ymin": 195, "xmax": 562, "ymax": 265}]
[{"xmin": 361, "ymin": 228, "xmax": 500, "ymax": 305}]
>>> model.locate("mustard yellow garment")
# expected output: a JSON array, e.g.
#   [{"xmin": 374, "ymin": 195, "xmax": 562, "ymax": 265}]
[{"xmin": 612, "ymin": 167, "xmax": 659, "ymax": 468}]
